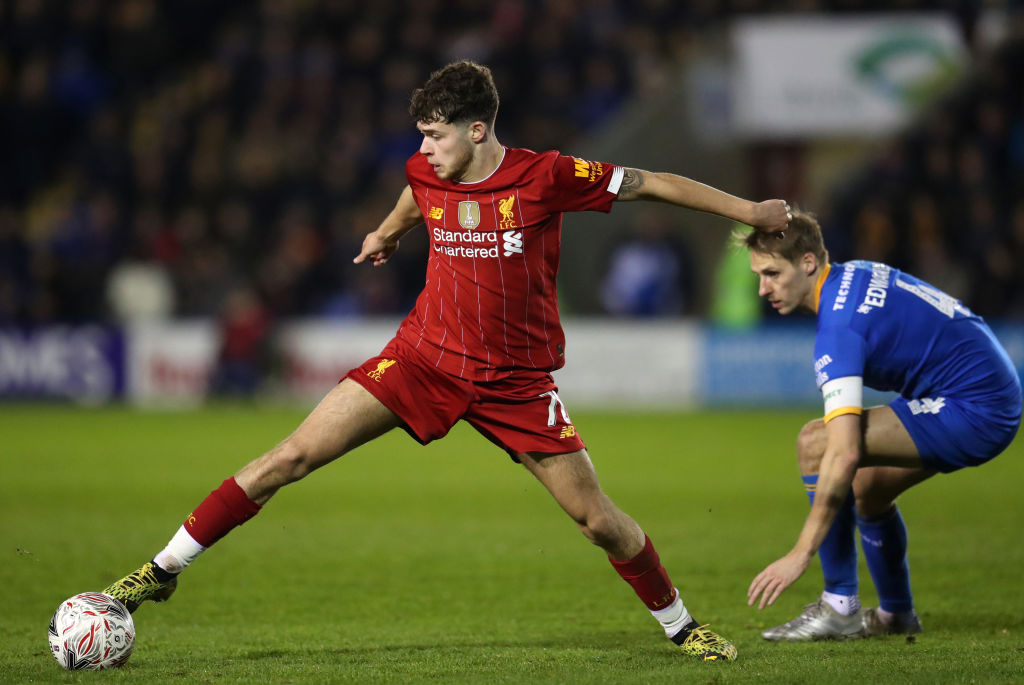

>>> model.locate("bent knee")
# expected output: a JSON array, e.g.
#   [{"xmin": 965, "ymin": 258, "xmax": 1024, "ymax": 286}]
[
  {"xmin": 575, "ymin": 501, "xmax": 636, "ymax": 552},
  {"xmin": 854, "ymin": 495, "xmax": 896, "ymax": 519},
  {"xmin": 853, "ymin": 475, "xmax": 896, "ymax": 518},
  {"xmin": 262, "ymin": 440, "xmax": 318, "ymax": 484},
  {"xmin": 796, "ymin": 418, "xmax": 827, "ymax": 473},
  {"xmin": 577, "ymin": 510, "xmax": 615, "ymax": 547}
]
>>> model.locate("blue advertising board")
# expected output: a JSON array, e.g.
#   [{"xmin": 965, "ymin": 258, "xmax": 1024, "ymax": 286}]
[
  {"xmin": 701, "ymin": 323, "xmax": 820, "ymax": 406},
  {"xmin": 0, "ymin": 326, "xmax": 125, "ymax": 403}
]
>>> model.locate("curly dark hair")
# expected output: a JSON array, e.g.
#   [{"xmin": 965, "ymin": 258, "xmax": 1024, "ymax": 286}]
[
  {"xmin": 409, "ymin": 60, "xmax": 499, "ymax": 126},
  {"xmin": 735, "ymin": 209, "xmax": 828, "ymax": 265}
]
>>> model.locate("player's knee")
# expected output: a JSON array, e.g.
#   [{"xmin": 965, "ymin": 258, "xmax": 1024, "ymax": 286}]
[
  {"xmin": 265, "ymin": 440, "xmax": 316, "ymax": 484},
  {"xmin": 796, "ymin": 419, "xmax": 826, "ymax": 474},
  {"xmin": 574, "ymin": 508, "xmax": 613, "ymax": 547},
  {"xmin": 853, "ymin": 481, "xmax": 895, "ymax": 518},
  {"xmin": 580, "ymin": 523, "xmax": 618, "ymax": 552},
  {"xmin": 577, "ymin": 504, "xmax": 634, "ymax": 554},
  {"xmin": 855, "ymin": 497, "xmax": 895, "ymax": 520}
]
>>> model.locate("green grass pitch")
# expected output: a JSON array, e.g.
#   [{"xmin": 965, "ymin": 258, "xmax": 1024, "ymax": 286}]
[{"xmin": 2, "ymin": 404, "xmax": 1022, "ymax": 683}]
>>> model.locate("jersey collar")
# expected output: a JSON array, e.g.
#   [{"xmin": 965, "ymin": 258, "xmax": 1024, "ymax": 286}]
[
  {"xmin": 457, "ymin": 146, "xmax": 506, "ymax": 185},
  {"xmin": 812, "ymin": 262, "xmax": 831, "ymax": 314}
]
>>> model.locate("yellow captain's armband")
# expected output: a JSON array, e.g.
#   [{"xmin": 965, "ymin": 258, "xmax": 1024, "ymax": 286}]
[{"xmin": 821, "ymin": 376, "xmax": 863, "ymax": 423}]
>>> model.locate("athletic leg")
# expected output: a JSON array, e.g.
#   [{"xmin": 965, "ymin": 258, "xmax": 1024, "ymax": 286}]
[
  {"xmin": 517, "ymin": 449, "xmax": 643, "ymax": 560},
  {"xmin": 105, "ymin": 380, "xmax": 401, "ymax": 611},
  {"xmin": 763, "ymin": 406, "xmax": 932, "ymax": 641},
  {"xmin": 799, "ymin": 415, "xmax": 873, "ymax": 609},
  {"xmin": 235, "ymin": 378, "xmax": 402, "ymax": 504},
  {"xmin": 519, "ymin": 449, "xmax": 736, "ymax": 661},
  {"xmin": 852, "ymin": 406, "xmax": 936, "ymax": 634},
  {"xmin": 760, "ymin": 418, "xmax": 864, "ymax": 641}
]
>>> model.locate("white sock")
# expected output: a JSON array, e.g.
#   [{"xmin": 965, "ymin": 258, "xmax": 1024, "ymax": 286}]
[
  {"xmin": 153, "ymin": 526, "xmax": 206, "ymax": 574},
  {"xmin": 821, "ymin": 590, "xmax": 861, "ymax": 616},
  {"xmin": 651, "ymin": 589, "xmax": 692, "ymax": 638}
]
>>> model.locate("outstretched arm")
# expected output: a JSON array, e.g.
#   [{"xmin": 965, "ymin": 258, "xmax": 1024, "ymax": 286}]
[
  {"xmin": 747, "ymin": 413, "xmax": 861, "ymax": 609},
  {"xmin": 616, "ymin": 168, "xmax": 790, "ymax": 231},
  {"xmin": 353, "ymin": 185, "xmax": 423, "ymax": 267}
]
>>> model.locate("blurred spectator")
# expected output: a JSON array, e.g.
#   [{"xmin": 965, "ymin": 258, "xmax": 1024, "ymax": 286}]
[
  {"xmin": 600, "ymin": 210, "xmax": 693, "ymax": 317},
  {"xmin": 106, "ymin": 260, "xmax": 175, "ymax": 322},
  {"xmin": 210, "ymin": 285, "xmax": 272, "ymax": 397},
  {"xmin": 0, "ymin": 204, "xmax": 31, "ymax": 323},
  {"xmin": 709, "ymin": 226, "xmax": 763, "ymax": 330},
  {"xmin": 851, "ymin": 202, "xmax": 897, "ymax": 264},
  {"xmin": 905, "ymin": 192, "xmax": 969, "ymax": 301},
  {"xmin": 1007, "ymin": 199, "xmax": 1024, "ymax": 319}
]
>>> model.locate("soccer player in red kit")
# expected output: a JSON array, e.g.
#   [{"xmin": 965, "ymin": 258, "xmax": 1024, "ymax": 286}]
[{"xmin": 104, "ymin": 61, "xmax": 790, "ymax": 662}]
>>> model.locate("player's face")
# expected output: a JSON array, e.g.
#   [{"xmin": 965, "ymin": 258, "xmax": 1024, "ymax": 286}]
[
  {"xmin": 749, "ymin": 250, "xmax": 815, "ymax": 315},
  {"xmin": 417, "ymin": 120, "xmax": 475, "ymax": 181}
]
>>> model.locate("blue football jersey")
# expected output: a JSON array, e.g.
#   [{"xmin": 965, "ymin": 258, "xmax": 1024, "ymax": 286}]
[{"xmin": 814, "ymin": 260, "xmax": 1015, "ymax": 401}]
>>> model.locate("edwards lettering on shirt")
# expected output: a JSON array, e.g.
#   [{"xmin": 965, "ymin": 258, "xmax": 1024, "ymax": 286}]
[{"xmin": 814, "ymin": 260, "xmax": 994, "ymax": 419}]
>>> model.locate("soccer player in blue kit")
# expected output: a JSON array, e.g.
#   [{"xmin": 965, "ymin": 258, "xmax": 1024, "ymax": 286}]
[{"xmin": 742, "ymin": 210, "xmax": 1021, "ymax": 640}]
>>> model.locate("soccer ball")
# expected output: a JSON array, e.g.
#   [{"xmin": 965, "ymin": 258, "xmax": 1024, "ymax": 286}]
[{"xmin": 48, "ymin": 592, "xmax": 135, "ymax": 670}]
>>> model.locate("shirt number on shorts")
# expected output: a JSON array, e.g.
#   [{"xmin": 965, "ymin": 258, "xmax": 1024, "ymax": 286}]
[{"xmin": 539, "ymin": 390, "xmax": 571, "ymax": 427}]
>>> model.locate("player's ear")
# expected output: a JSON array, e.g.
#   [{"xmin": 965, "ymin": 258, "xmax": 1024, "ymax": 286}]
[
  {"xmin": 802, "ymin": 253, "xmax": 817, "ymax": 276},
  {"xmin": 468, "ymin": 121, "xmax": 486, "ymax": 143}
]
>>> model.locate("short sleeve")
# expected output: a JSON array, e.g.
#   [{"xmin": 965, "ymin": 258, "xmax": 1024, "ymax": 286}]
[
  {"xmin": 540, "ymin": 154, "xmax": 621, "ymax": 214},
  {"xmin": 813, "ymin": 320, "xmax": 866, "ymax": 390}
]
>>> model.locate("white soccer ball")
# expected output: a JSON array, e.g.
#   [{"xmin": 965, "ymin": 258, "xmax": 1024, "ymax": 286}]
[{"xmin": 48, "ymin": 592, "xmax": 135, "ymax": 670}]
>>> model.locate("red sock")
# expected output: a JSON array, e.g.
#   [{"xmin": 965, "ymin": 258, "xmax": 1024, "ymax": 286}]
[
  {"xmin": 609, "ymin": 536, "xmax": 677, "ymax": 611},
  {"xmin": 184, "ymin": 477, "xmax": 261, "ymax": 547}
]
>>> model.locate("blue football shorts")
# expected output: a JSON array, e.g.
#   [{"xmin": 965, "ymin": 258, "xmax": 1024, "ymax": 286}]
[{"xmin": 891, "ymin": 377, "xmax": 1022, "ymax": 473}]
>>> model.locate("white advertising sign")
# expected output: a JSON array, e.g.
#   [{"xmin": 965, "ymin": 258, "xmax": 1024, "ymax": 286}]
[
  {"xmin": 126, "ymin": 321, "xmax": 218, "ymax": 406},
  {"xmin": 556, "ymin": 320, "xmax": 701, "ymax": 408},
  {"xmin": 731, "ymin": 14, "xmax": 966, "ymax": 137}
]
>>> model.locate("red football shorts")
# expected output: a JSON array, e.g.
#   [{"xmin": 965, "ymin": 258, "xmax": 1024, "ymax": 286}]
[{"xmin": 345, "ymin": 336, "xmax": 586, "ymax": 459}]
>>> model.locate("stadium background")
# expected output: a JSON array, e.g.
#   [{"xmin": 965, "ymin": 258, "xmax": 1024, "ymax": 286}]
[
  {"xmin": 4, "ymin": 3, "xmax": 1024, "ymax": 683},
  {"xmin": 1, "ymin": 0, "xmax": 1022, "ymax": 407}
]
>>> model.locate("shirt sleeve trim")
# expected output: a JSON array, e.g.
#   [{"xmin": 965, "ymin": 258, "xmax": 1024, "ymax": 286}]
[
  {"xmin": 824, "ymin": 406, "xmax": 862, "ymax": 423},
  {"xmin": 607, "ymin": 166, "xmax": 625, "ymax": 195},
  {"xmin": 821, "ymin": 375, "xmax": 863, "ymax": 422}
]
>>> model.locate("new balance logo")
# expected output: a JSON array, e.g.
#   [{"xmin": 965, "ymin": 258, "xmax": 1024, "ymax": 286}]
[
  {"xmin": 503, "ymin": 229, "xmax": 523, "ymax": 256},
  {"xmin": 908, "ymin": 397, "xmax": 945, "ymax": 415},
  {"xmin": 559, "ymin": 425, "xmax": 576, "ymax": 439}
]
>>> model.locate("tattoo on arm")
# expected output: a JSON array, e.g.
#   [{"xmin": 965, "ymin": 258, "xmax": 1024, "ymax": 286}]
[{"xmin": 618, "ymin": 168, "xmax": 644, "ymax": 200}]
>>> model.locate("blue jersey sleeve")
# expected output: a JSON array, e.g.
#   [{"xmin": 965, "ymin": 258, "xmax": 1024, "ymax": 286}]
[{"xmin": 813, "ymin": 315, "xmax": 866, "ymax": 390}]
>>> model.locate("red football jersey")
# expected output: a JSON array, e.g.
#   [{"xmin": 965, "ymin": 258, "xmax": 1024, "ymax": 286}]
[{"xmin": 396, "ymin": 147, "xmax": 623, "ymax": 381}]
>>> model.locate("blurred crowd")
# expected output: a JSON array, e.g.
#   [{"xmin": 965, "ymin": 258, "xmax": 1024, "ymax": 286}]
[
  {"xmin": 0, "ymin": 0, "xmax": 1016, "ymax": 333},
  {"xmin": 825, "ymin": 34, "xmax": 1024, "ymax": 319}
]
